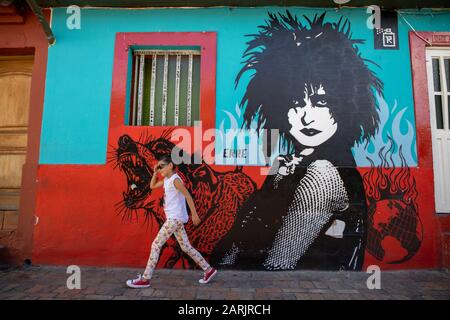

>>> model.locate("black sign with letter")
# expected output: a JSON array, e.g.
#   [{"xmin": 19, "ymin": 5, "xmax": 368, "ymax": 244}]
[{"xmin": 374, "ymin": 11, "xmax": 399, "ymax": 50}]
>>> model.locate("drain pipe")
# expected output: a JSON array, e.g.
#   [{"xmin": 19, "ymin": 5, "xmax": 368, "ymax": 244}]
[{"xmin": 25, "ymin": 0, "xmax": 55, "ymax": 45}]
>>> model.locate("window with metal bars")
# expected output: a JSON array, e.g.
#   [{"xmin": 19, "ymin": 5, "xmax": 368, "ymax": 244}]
[{"xmin": 129, "ymin": 48, "xmax": 201, "ymax": 126}]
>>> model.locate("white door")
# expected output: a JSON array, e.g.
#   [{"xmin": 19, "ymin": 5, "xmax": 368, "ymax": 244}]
[{"xmin": 426, "ymin": 49, "xmax": 450, "ymax": 213}]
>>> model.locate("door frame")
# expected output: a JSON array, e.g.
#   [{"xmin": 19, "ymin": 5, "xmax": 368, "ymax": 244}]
[
  {"xmin": 409, "ymin": 31, "xmax": 450, "ymax": 268},
  {"xmin": 425, "ymin": 48, "xmax": 450, "ymax": 214},
  {"xmin": 409, "ymin": 32, "xmax": 450, "ymax": 169},
  {"xmin": 0, "ymin": 8, "xmax": 50, "ymax": 263},
  {"xmin": 409, "ymin": 33, "xmax": 450, "ymax": 188}
]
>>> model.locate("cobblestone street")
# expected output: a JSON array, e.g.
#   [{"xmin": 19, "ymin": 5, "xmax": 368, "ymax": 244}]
[{"xmin": 0, "ymin": 265, "xmax": 449, "ymax": 300}]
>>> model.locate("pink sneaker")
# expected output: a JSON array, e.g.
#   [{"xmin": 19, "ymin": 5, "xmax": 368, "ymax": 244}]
[
  {"xmin": 126, "ymin": 274, "xmax": 151, "ymax": 289},
  {"xmin": 199, "ymin": 268, "xmax": 217, "ymax": 284}
]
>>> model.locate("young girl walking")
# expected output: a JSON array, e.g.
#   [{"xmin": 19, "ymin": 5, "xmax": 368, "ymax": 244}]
[{"xmin": 126, "ymin": 155, "xmax": 217, "ymax": 288}]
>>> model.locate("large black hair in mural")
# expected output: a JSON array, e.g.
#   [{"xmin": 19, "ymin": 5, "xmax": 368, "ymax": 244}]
[
  {"xmin": 211, "ymin": 11, "xmax": 384, "ymax": 270},
  {"xmin": 235, "ymin": 11, "xmax": 383, "ymax": 160}
]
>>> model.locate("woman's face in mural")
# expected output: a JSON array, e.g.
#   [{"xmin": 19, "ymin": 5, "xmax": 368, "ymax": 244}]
[{"xmin": 287, "ymin": 83, "xmax": 337, "ymax": 148}]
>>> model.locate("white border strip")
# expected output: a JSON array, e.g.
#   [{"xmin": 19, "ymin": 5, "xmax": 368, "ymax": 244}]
[
  {"xmin": 149, "ymin": 54, "xmax": 157, "ymax": 126},
  {"xmin": 174, "ymin": 54, "xmax": 181, "ymax": 126},
  {"xmin": 187, "ymin": 54, "xmax": 193, "ymax": 126},
  {"xmin": 162, "ymin": 53, "xmax": 169, "ymax": 126},
  {"xmin": 137, "ymin": 54, "xmax": 145, "ymax": 126}
]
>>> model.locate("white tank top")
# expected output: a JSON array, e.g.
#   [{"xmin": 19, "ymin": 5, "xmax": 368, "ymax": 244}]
[{"xmin": 163, "ymin": 173, "xmax": 189, "ymax": 223}]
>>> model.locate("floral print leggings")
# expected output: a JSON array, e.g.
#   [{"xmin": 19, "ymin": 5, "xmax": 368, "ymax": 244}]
[{"xmin": 143, "ymin": 218, "xmax": 210, "ymax": 279}]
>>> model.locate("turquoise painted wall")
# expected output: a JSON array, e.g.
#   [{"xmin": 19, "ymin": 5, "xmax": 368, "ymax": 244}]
[{"xmin": 39, "ymin": 7, "xmax": 450, "ymax": 165}]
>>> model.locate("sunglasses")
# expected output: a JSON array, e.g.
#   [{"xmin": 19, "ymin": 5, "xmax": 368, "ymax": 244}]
[{"xmin": 157, "ymin": 163, "xmax": 168, "ymax": 170}]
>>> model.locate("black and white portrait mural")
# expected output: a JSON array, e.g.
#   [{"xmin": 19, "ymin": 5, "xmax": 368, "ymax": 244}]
[{"xmin": 211, "ymin": 12, "xmax": 384, "ymax": 270}]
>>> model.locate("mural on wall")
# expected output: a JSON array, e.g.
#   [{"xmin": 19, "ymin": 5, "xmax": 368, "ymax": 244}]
[
  {"xmin": 109, "ymin": 130, "xmax": 256, "ymax": 268},
  {"xmin": 210, "ymin": 11, "xmax": 384, "ymax": 271},
  {"xmin": 109, "ymin": 11, "xmax": 424, "ymax": 271},
  {"xmin": 363, "ymin": 138, "xmax": 423, "ymax": 264},
  {"xmin": 31, "ymin": 6, "xmax": 450, "ymax": 272}
]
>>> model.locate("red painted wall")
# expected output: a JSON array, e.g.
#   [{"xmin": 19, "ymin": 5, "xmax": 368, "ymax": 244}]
[{"xmin": 32, "ymin": 164, "xmax": 440, "ymax": 270}]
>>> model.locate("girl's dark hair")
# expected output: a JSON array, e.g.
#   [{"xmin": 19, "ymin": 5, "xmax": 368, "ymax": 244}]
[
  {"xmin": 236, "ymin": 11, "xmax": 384, "ymax": 154},
  {"xmin": 157, "ymin": 154, "xmax": 175, "ymax": 167}
]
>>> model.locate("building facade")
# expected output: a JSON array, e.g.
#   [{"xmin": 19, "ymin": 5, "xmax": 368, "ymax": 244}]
[{"xmin": 1, "ymin": 1, "xmax": 450, "ymax": 271}]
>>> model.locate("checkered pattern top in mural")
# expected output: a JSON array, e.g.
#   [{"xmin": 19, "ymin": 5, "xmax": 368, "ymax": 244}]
[{"xmin": 263, "ymin": 160, "xmax": 349, "ymax": 270}]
